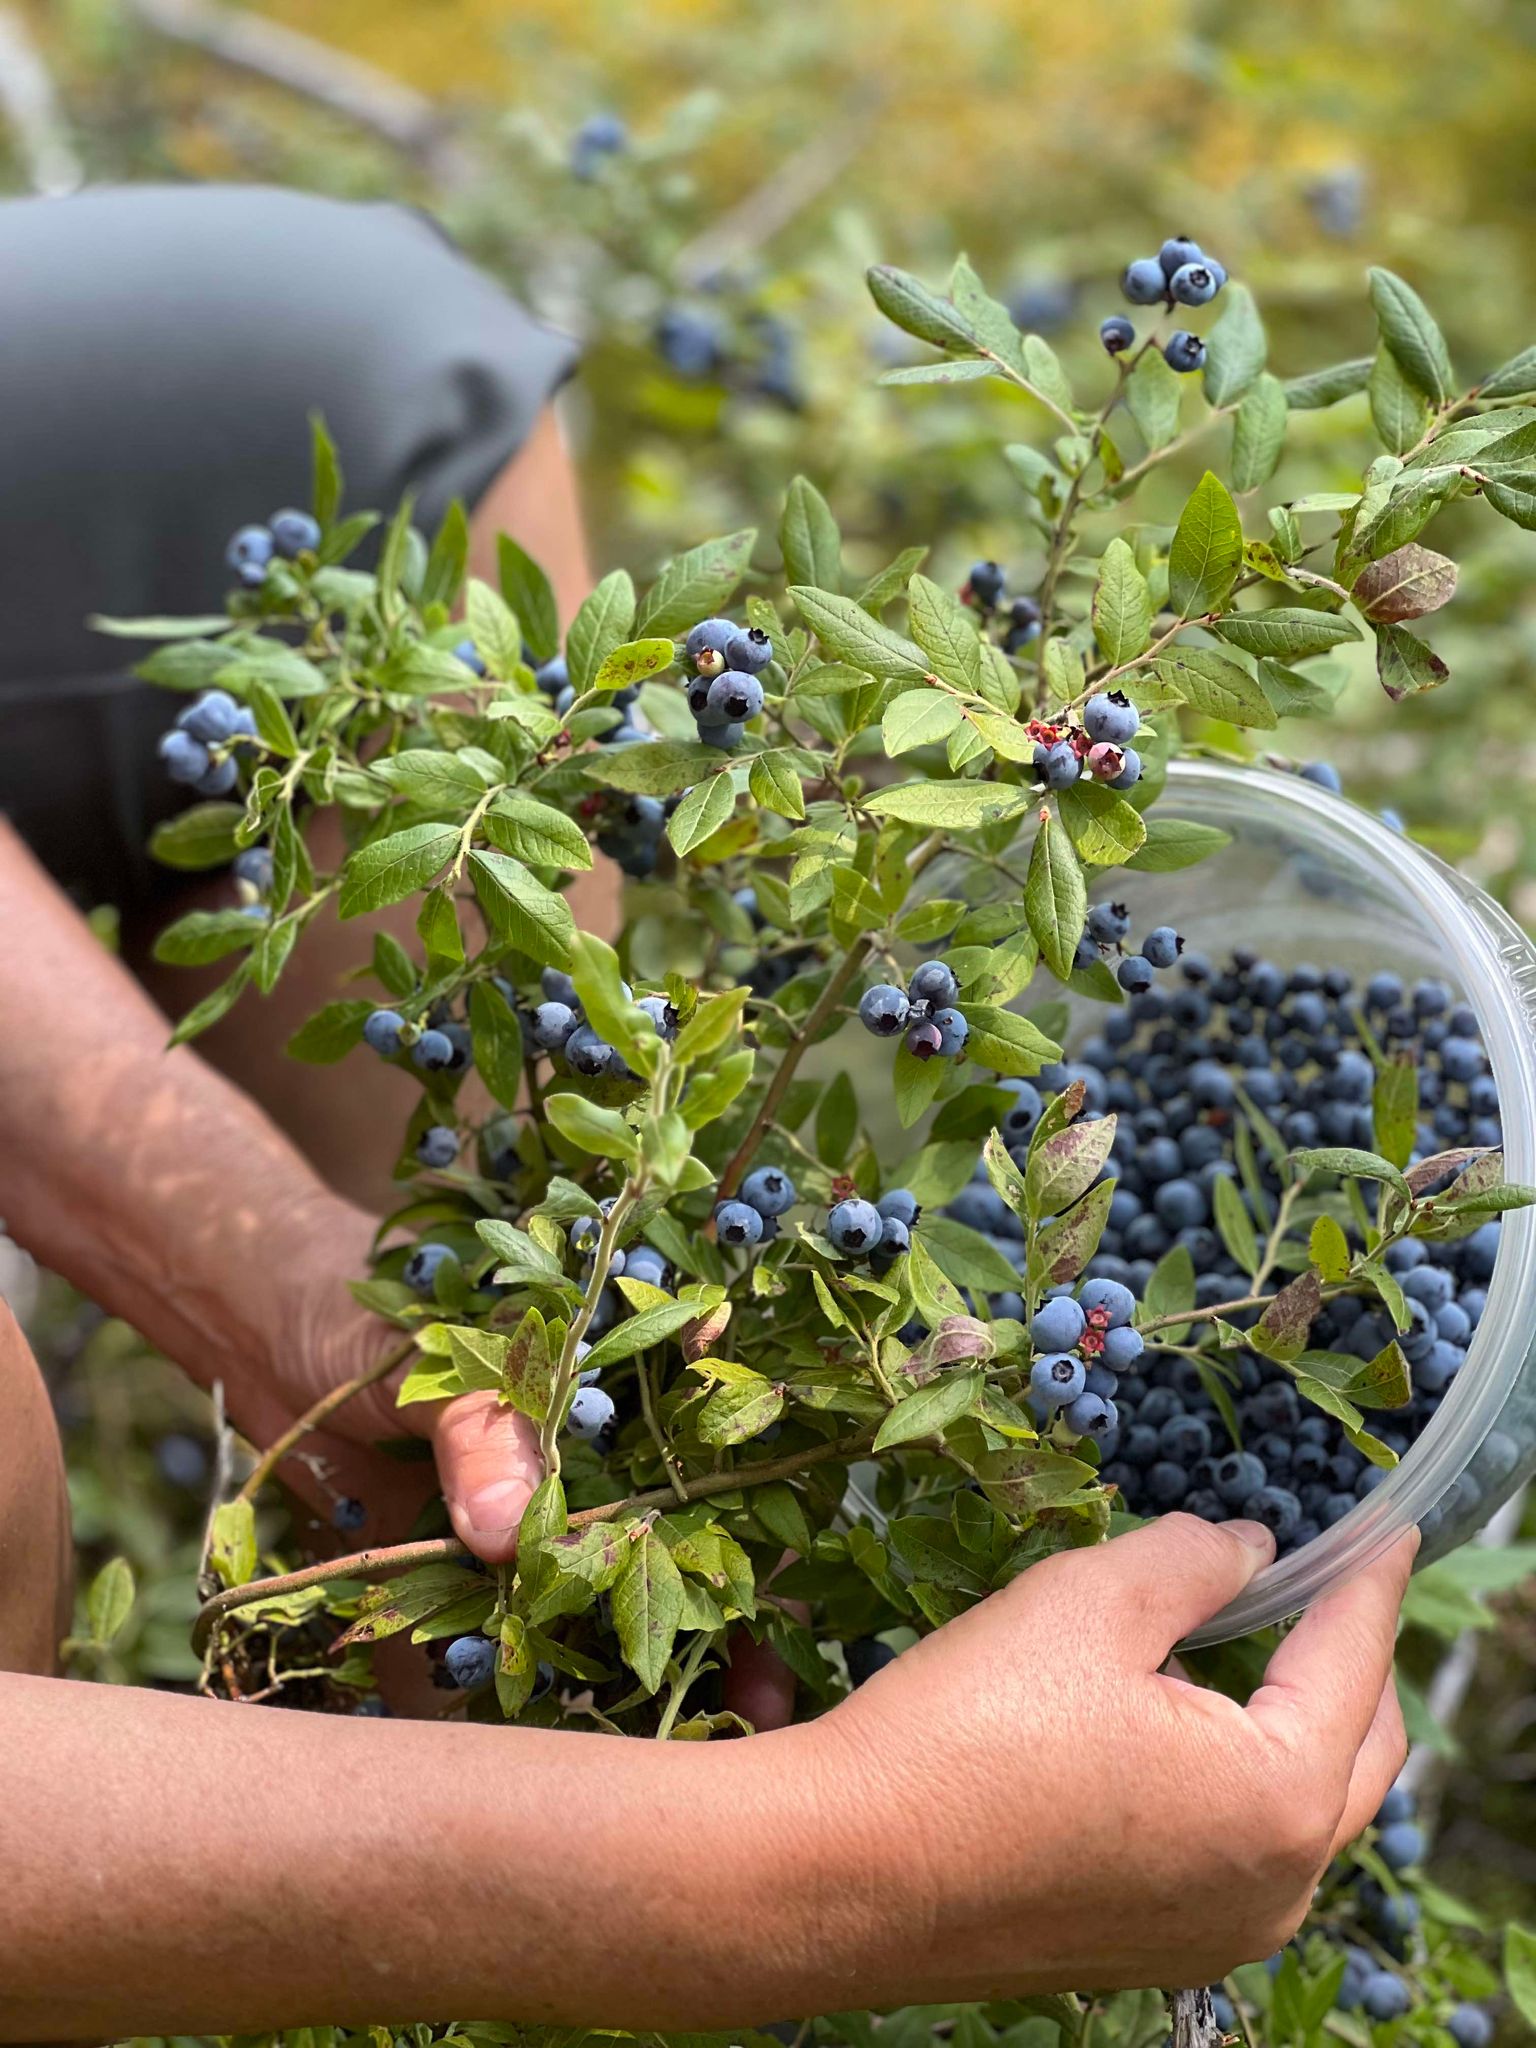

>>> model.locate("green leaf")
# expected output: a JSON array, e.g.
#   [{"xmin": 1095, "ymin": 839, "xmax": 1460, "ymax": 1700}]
[
  {"xmin": 748, "ymin": 750, "xmax": 807, "ymax": 820},
  {"xmin": 872, "ymin": 1368, "xmax": 985, "ymax": 1451},
  {"xmin": 882, "ymin": 689, "xmax": 965, "ymax": 756},
  {"xmin": 1509, "ymin": 1926, "xmax": 1536, "ymax": 2027},
  {"xmin": 667, "ymin": 773, "xmax": 737, "ymax": 856},
  {"xmin": 877, "ymin": 357, "xmax": 996, "ymax": 387},
  {"xmin": 1372, "ymin": 1055, "xmax": 1419, "ymax": 1171},
  {"xmin": 467, "ymin": 849, "xmax": 574, "ymax": 968},
  {"xmin": 1057, "ymin": 783, "xmax": 1147, "ymax": 866},
  {"xmin": 464, "ymin": 577, "xmax": 522, "ymax": 679},
  {"xmin": 1092, "ymin": 537, "xmax": 1154, "ymax": 667},
  {"xmin": 866, "ymin": 263, "xmax": 980, "ymax": 353},
  {"xmin": 497, "ymin": 533, "xmax": 559, "ymax": 663},
  {"xmin": 584, "ymin": 737, "xmax": 734, "ymax": 796},
  {"xmin": 152, "ymin": 909, "xmax": 262, "ymax": 968},
  {"xmin": 698, "ymin": 1381, "xmax": 786, "ymax": 1446},
  {"xmin": 1032, "ymin": 1179, "xmax": 1115, "ymax": 1287},
  {"xmin": 1168, "ymin": 472, "xmax": 1244, "ymax": 618},
  {"xmin": 1212, "ymin": 1172, "xmax": 1260, "ymax": 1276},
  {"xmin": 311, "ymin": 411, "xmax": 343, "ymax": 528},
  {"xmin": 1213, "ymin": 609, "xmax": 1361, "ymax": 660},
  {"xmin": 788, "ymin": 586, "xmax": 930, "ymax": 681},
  {"xmin": 1124, "ymin": 347, "xmax": 1183, "ymax": 451},
  {"xmin": 1369, "ymin": 267, "xmax": 1455, "ymax": 404},
  {"xmin": 779, "ymin": 476, "xmax": 843, "ymax": 590},
  {"xmin": 208, "ymin": 1498, "xmax": 257, "ymax": 1590},
  {"xmin": 1024, "ymin": 814, "xmax": 1087, "ymax": 979},
  {"xmin": 612, "ymin": 1529, "xmax": 686, "ymax": 1695},
  {"xmin": 148, "ymin": 801, "xmax": 247, "ymax": 872},
  {"xmin": 863, "ymin": 780, "xmax": 1032, "ymax": 830},
  {"xmin": 1201, "ymin": 283, "xmax": 1267, "ymax": 405},
  {"xmin": 581, "ymin": 1296, "xmax": 709, "ymax": 1371},
  {"xmin": 422, "ymin": 499, "xmax": 469, "ymax": 611},
  {"xmin": 1310, "ymin": 1215, "xmax": 1352, "ymax": 1284},
  {"xmin": 908, "ymin": 573, "xmax": 983, "ymax": 693},
  {"xmin": 566, "ymin": 569, "xmax": 637, "ymax": 692},
  {"xmin": 1124, "ymin": 817, "xmax": 1232, "ymax": 871},
  {"xmin": 963, "ymin": 1004, "xmax": 1062, "ymax": 1081},
  {"xmin": 168, "ymin": 965, "xmax": 250, "ymax": 1046},
  {"xmin": 1369, "ymin": 346, "xmax": 1433, "ymax": 454},
  {"xmin": 1139, "ymin": 1243, "xmax": 1195, "ymax": 1339},
  {"xmin": 87, "ymin": 1556, "xmax": 136, "ymax": 1646},
  {"xmin": 1288, "ymin": 1145, "xmax": 1410, "ymax": 1202},
  {"xmin": 468, "ymin": 979, "xmax": 525, "ymax": 1111},
  {"xmin": 1478, "ymin": 346, "xmax": 1536, "ymax": 400},
  {"xmin": 370, "ymin": 747, "xmax": 495, "ymax": 809},
  {"xmin": 593, "ymin": 637, "xmax": 677, "ymax": 694},
  {"xmin": 1152, "ymin": 647, "xmax": 1277, "ymax": 729},
  {"xmin": 1230, "ymin": 373, "xmax": 1288, "ymax": 492},
  {"xmin": 286, "ymin": 998, "xmax": 375, "ymax": 1064},
  {"xmin": 484, "ymin": 793, "xmax": 593, "ymax": 871},
  {"xmin": 636, "ymin": 529, "xmax": 757, "ymax": 638},
  {"xmin": 1283, "ymin": 358, "xmax": 1374, "ymax": 410},
  {"xmin": 338, "ymin": 823, "xmax": 458, "ymax": 918},
  {"xmin": 544, "ymin": 1092, "xmax": 638, "ymax": 1161}
]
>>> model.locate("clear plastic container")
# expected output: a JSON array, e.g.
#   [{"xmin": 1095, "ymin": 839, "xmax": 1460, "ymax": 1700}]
[{"xmin": 1075, "ymin": 759, "xmax": 1536, "ymax": 1647}]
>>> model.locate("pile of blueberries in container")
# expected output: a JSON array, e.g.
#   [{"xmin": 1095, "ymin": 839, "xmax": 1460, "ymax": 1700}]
[{"xmin": 947, "ymin": 940, "xmax": 1501, "ymax": 1553}]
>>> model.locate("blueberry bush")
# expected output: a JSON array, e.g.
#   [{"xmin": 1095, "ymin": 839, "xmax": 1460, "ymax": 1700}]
[{"xmin": 124, "ymin": 243, "xmax": 1536, "ymax": 2043}]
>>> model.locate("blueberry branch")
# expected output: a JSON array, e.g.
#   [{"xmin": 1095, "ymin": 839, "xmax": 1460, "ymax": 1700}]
[
  {"xmin": 191, "ymin": 1427, "xmax": 876, "ymax": 1654},
  {"xmin": 540, "ymin": 1174, "xmax": 644, "ymax": 1476}
]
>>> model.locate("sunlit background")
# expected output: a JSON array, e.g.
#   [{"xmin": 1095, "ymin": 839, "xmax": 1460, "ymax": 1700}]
[{"xmin": 4, "ymin": 0, "xmax": 1536, "ymax": 1939}]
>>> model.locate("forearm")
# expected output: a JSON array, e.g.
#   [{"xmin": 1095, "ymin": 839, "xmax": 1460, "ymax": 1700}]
[
  {"xmin": 0, "ymin": 1674, "xmax": 842, "ymax": 2040},
  {"xmin": 0, "ymin": 821, "xmax": 366, "ymax": 1389}
]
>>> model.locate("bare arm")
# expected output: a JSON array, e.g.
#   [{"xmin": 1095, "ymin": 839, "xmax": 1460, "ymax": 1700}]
[{"xmin": 0, "ymin": 1518, "xmax": 1414, "ymax": 2041}]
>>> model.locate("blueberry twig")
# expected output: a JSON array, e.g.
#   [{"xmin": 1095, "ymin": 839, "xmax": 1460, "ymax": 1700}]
[
  {"xmin": 191, "ymin": 1428, "xmax": 876, "ymax": 1654},
  {"xmin": 235, "ymin": 1334, "xmax": 418, "ymax": 1509}
]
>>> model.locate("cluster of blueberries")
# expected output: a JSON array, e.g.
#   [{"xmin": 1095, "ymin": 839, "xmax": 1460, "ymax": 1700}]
[
  {"xmin": 1320, "ymin": 1780, "xmax": 1493, "ymax": 2038},
  {"xmin": 682, "ymin": 616, "xmax": 774, "ymax": 751},
  {"xmin": 654, "ymin": 305, "xmax": 805, "ymax": 411},
  {"xmin": 714, "ymin": 1165, "xmax": 799, "ymax": 1251},
  {"xmin": 825, "ymin": 1186, "xmax": 918, "ymax": 1265},
  {"xmin": 157, "ymin": 687, "xmax": 259, "ymax": 798},
  {"xmin": 525, "ymin": 965, "xmax": 678, "ymax": 1082},
  {"xmin": 857, "ymin": 958, "xmax": 970, "ymax": 1064},
  {"xmin": 1103, "ymin": 233, "xmax": 1231, "ymax": 373},
  {"xmin": 363, "ymin": 1003, "xmax": 475, "ymax": 1079},
  {"xmin": 1074, "ymin": 901, "xmax": 1186, "ymax": 994},
  {"xmin": 224, "ymin": 508, "xmax": 322, "ymax": 589},
  {"xmin": 943, "ymin": 946, "xmax": 1501, "ymax": 1552},
  {"xmin": 961, "ymin": 561, "xmax": 1044, "ymax": 658},
  {"xmin": 1033, "ymin": 691, "xmax": 1144, "ymax": 795}
]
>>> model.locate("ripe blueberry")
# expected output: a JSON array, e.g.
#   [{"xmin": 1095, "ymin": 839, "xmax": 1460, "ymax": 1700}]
[
  {"xmin": 1361, "ymin": 1975, "xmax": 1411, "ymax": 2023},
  {"xmin": 827, "ymin": 1198, "xmax": 884, "ymax": 1256},
  {"xmin": 416, "ymin": 1125, "xmax": 459, "ymax": 1169},
  {"xmin": 1064, "ymin": 1391, "xmax": 1118, "ymax": 1439},
  {"xmin": 1035, "ymin": 739, "xmax": 1080, "ymax": 789},
  {"xmin": 233, "ymin": 846, "xmax": 274, "ymax": 893},
  {"xmin": 877, "ymin": 1188, "xmax": 920, "ymax": 1228},
  {"xmin": 874, "ymin": 1216, "xmax": 911, "ymax": 1260},
  {"xmin": 178, "ymin": 689, "xmax": 243, "ymax": 744},
  {"xmin": 1087, "ymin": 901, "xmax": 1131, "ymax": 946},
  {"xmin": 1100, "ymin": 1324, "xmax": 1144, "ymax": 1373},
  {"xmin": 411, "ymin": 1027, "xmax": 456, "ymax": 1072},
  {"xmin": 1142, "ymin": 927, "xmax": 1183, "ymax": 969},
  {"xmin": 1376, "ymin": 1821, "xmax": 1424, "ymax": 1871},
  {"xmin": 1447, "ymin": 2009, "xmax": 1493, "ymax": 2048},
  {"xmin": 1121, "ymin": 258, "xmax": 1167, "ymax": 305},
  {"xmin": 685, "ymin": 618, "xmax": 736, "ymax": 671},
  {"xmin": 1079, "ymin": 1277, "xmax": 1136, "ymax": 1327},
  {"xmin": 724, "ymin": 627, "xmax": 773, "ymax": 673},
  {"xmin": 741, "ymin": 1166, "xmax": 796, "ymax": 1217},
  {"xmin": 1158, "ymin": 236, "xmax": 1205, "ymax": 278},
  {"xmin": 1083, "ymin": 692, "xmax": 1140, "ymax": 746},
  {"xmin": 931, "ymin": 1007, "xmax": 969, "ymax": 1056},
  {"xmin": 332, "ymin": 1496, "xmax": 367, "ymax": 1533},
  {"xmin": 1030, "ymin": 1352, "xmax": 1087, "ymax": 1406},
  {"xmin": 967, "ymin": 560, "xmax": 1006, "ymax": 608},
  {"xmin": 566, "ymin": 1386, "xmax": 615, "ymax": 1441},
  {"xmin": 859, "ymin": 984, "xmax": 910, "ymax": 1036},
  {"xmin": 845, "ymin": 1637, "xmax": 898, "ymax": 1686},
  {"xmin": 452, "ymin": 638, "xmax": 487, "ymax": 676},
  {"xmin": 714, "ymin": 1199, "xmax": 765, "ymax": 1248},
  {"xmin": 403, "ymin": 1242, "xmax": 454, "ymax": 1293},
  {"xmin": 158, "ymin": 730, "xmax": 212, "ymax": 786},
  {"xmin": 1118, "ymin": 955, "xmax": 1154, "ymax": 994},
  {"xmin": 1164, "ymin": 331, "xmax": 1207, "ymax": 373},
  {"xmin": 564, "ymin": 1023, "xmax": 615, "ymax": 1077},
  {"xmin": 363, "ymin": 1008, "xmax": 406, "ymax": 1056},
  {"xmin": 270, "ymin": 508, "xmax": 321, "ymax": 557},
  {"xmin": 226, "ymin": 523, "xmax": 275, "ymax": 584},
  {"xmin": 1169, "ymin": 262, "xmax": 1218, "ymax": 306},
  {"xmin": 1100, "ymin": 314, "xmax": 1135, "ymax": 354},
  {"xmin": 531, "ymin": 1000, "xmax": 579, "ymax": 1051},
  {"xmin": 704, "ymin": 671, "xmax": 764, "ymax": 723},
  {"xmin": 1110, "ymin": 747, "xmax": 1142, "ymax": 790},
  {"xmin": 909, "ymin": 959, "xmax": 959, "ymax": 1007},
  {"xmin": 444, "ymin": 1635, "xmax": 497, "ymax": 1689},
  {"xmin": 1031, "ymin": 1296, "xmax": 1087, "ymax": 1352}
]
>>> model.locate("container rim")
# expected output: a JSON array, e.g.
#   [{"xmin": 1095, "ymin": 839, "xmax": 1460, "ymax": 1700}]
[{"xmin": 1150, "ymin": 760, "xmax": 1536, "ymax": 1647}]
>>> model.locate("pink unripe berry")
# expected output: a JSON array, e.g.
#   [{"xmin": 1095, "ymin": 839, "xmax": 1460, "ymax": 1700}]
[{"xmin": 1087, "ymin": 741, "xmax": 1126, "ymax": 782}]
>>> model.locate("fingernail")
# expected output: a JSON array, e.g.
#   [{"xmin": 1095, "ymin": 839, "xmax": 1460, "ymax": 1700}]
[
  {"xmin": 1226, "ymin": 1519, "xmax": 1276, "ymax": 1557},
  {"xmin": 459, "ymin": 1478, "xmax": 529, "ymax": 1538}
]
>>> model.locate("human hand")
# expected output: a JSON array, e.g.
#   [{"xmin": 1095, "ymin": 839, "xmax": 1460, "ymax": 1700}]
[
  {"xmin": 253, "ymin": 1195, "xmax": 543, "ymax": 1562},
  {"xmin": 787, "ymin": 1513, "xmax": 1415, "ymax": 2007}
]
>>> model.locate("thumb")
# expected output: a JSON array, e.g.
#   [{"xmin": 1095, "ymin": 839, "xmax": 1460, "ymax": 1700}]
[
  {"xmin": 426, "ymin": 1391, "xmax": 545, "ymax": 1564},
  {"xmin": 1095, "ymin": 1511, "xmax": 1276, "ymax": 1669}
]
